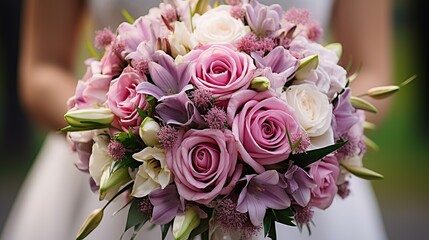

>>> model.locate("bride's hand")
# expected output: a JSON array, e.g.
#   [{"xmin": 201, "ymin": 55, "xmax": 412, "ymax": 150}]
[{"xmin": 19, "ymin": 0, "xmax": 85, "ymax": 130}]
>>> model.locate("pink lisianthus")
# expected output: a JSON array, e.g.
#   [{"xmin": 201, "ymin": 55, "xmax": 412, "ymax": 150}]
[
  {"xmin": 117, "ymin": 17, "xmax": 154, "ymax": 54},
  {"xmin": 167, "ymin": 129, "xmax": 243, "ymax": 205},
  {"xmin": 309, "ymin": 155, "xmax": 340, "ymax": 209},
  {"xmin": 227, "ymin": 90, "xmax": 307, "ymax": 173},
  {"xmin": 107, "ymin": 71, "xmax": 148, "ymax": 133},
  {"xmin": 73, "ymin": 60, "xmax": 112, "ymax": 109},
  {"xmin": 185, "ymin": 44, "xmax": 256, "ymax": 100}
]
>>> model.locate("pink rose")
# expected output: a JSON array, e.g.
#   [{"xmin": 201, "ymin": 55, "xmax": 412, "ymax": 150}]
[
  {"xmin": 167, "ymin": 129, "xmax": 242, "ymax": 205},
  {"xmin": 185, "ymin": 44, "xmax": 256, "ymax": 99},
  {"xmin": 227, "ymin": 90, "xmax": 307, "ymax": 173},
  {"xmin": 107, "ymin": 71, "xmax": 147, "ymax": 132},
  {"xmin": 309, "ymin": 155, "xmax": 339, "ymax": 209}
]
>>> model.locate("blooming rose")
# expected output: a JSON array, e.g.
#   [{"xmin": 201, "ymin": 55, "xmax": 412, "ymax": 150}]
[
  {"xmin": 227, "ymin": 90, "xmax": 307, "ymax": 173},
  {"xmin": 185, "ymin": 44, "xmax": 256, "ymax": 99},
  {"xmin": 167, "ymin": 129, "xmax": 242, "ymax": 205},
  {"xmin": 309, "ymin": 155, "xmax": 340, "ymax": 209},
  {"xmin": 192, "ymin": 5, "xmax": 249, "ymax": 45},
  {"xmin": 107, "ymin": 71, "xmax": 147, "ymax": 133},
  {"xmin": 283, "ymin": 84, "xmax": 332, "ymax": 137}
]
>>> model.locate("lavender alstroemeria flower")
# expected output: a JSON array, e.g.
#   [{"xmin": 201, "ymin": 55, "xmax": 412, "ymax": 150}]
[
  {"xmin": 236, "ymin": 170, "xmax": 291, "ymax": 226},
  {"xmin": 283, "ymin": 165, "xmax": 317, "ymax": 207},
  {"xmin": 125, "ymin": 41, "xmax": 155, "ymax": 67},
  {"xmin": 149, "ymin": 184, "xmax": 184, "ymax": 225},
  {"xmin": 136, "ymin": 51, "xmax": 193, "ymax": 101},
  {"xmin": 252, "ymin": 46, "xmax": 299, "ymax": 89},
  {"xmin": 332, "ymin": 88, "xmax": 359, "ymax": 138},
  {"xmin": 156, "ymin": 91, "xmax": 204, "ymax": 126},
  {"xmin": 244, "ymin": 0, "xmax": 283, "ymax": 36}
]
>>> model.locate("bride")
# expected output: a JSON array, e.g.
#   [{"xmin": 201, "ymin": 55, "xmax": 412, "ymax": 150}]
[{"xmin": 1, "ymin": 0, "xmax": 391, "ymax": 239}]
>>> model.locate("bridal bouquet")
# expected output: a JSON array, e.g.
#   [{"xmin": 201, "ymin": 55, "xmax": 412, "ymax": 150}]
[{"xmin": 62, "ymin": 0, "xmax": 408, "ymax": 239}]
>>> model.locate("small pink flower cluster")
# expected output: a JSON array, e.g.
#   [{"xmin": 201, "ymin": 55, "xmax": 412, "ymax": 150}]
[{"xmin": 64, "ymin": 1, "xmax": 379, "ymax": 239}]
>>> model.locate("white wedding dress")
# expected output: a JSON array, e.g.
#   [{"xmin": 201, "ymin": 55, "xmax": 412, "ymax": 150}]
[{"xmin": 1, "ymin": 1, "xmax": 387, "ymax": 239}]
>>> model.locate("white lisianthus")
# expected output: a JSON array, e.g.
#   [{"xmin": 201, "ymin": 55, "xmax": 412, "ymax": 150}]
[
  {"xmin": 131, "ymin": 146, "xmax": 171, "ymax": 197},
  {"xmin": 89, "ymin": 133, "xmax": 115, "ymax": 185},
  {"xmin": 283, "ymin": 84, "xmax": 333, "ymax": 137},
  {"xmin": 192, "ymin": 5, "xmax": 249, "ymax": 45},
  {"xmin": 169, "ymin": 21, "xmax": 198, "ymax": 58},
  {"xmin": 139, "ymin": 117, "xmax": 161, "ymax": 147}
]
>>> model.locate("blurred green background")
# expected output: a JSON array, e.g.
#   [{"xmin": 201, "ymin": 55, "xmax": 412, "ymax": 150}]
[{"xmin": 0, "ymin": 0, "xmax": 428, "ymax": 239}]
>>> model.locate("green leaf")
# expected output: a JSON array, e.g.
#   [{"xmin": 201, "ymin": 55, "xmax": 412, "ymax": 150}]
[
  {"xmin": 268, "ymin": 221, "xmax": 277, "ymax": 240},
  {"xmin": 135, "ymin": 105, "xmax": 148, "ymax": 119},
  {"xmin": 289, "ymin": 141, "xmax": 347, "ymax": 168},
  {"xmin": 146, "ymin": 95, "xmax": 155, "ymax": 102},
  {"xmin": 341, "ymin": 163, "xmax": 384, "ymax": 180},
  {"xmin": 161, "ymin": 221, "xmax": 172, "ymax": 240},
  {"xmin": 121, "ymin": 9, "xmax": 135, "ymax": 23},
  {"xmin": 350, "ymin": 96, "xmax": 378, "ymax": 113},
  {"xmin": 59, "ymin": 124, "xmax": 107, "ymax": 133},
  {"xmin": 272, "ymin": 208, "xmax": 296, "ymax": 227},
  {"xmin": 111, "ymin": 156, "xmax": 141, "ymax": 173},
  {"xmin": 124, "ymin": 199, "xmax": 149, "ymax": 233}
]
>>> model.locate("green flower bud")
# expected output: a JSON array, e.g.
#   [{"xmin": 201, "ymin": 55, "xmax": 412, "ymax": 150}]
[
  {"xmin": 350, "ymin": 96, "xmax": 378, "ymax": 113},
  {"xmin": 139, "ymin": 117, "xmax": 161, "ymax": 147},
  {"xmin": 325, "ymin": 43, "xmax": 343, "ymax": 59},
  {"xmin": 99, "ymin": 165, "xmax": 131, "ymax": 201},
  {"xmin": 250, "ymin": 76, "xmax": 271, "ymax": 92},
  {"xmin": 64, "ymin": 108, "xmax": 114, "ymax": 127},
  {"xmin": 75, "ymin": 208, "xmax": 104, "ymax": 240},
  {"xmin": 173, "ymin": 207, "xmax": 201, "ymax": 240},
  {"xmin": 366, "ymin": 85, "xmax": 400, "ymax": 99},
  {"xmin": 295, "ymin": 54, "xmax": 318, "ymax": 80}
]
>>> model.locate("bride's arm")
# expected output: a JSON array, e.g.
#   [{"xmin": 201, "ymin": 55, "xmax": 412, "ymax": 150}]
[
  {"xmin": 332, "ymin": 0, "xmax": 392, "ymax": 124},
  {"xmin": 19, "ymin": 0, "xmax": 85, "ymax": 131}
]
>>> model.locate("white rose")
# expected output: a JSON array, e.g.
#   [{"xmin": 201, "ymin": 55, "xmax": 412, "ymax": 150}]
[
  {"xmin": 283, "ymin": 84, "xmax": 333, "ymax": 137},
  {"xmin": 131, "ymin": 146, "xmax": 171, "ymax": 197},
  {"xmin": 192, "ymin": 5, "xmax": 249, "ymax": 45}
]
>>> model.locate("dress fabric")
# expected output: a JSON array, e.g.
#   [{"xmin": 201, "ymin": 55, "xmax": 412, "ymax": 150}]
[{"xmin": 1, "ymin": 0, "xmax": 387, "ymax": 239}]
